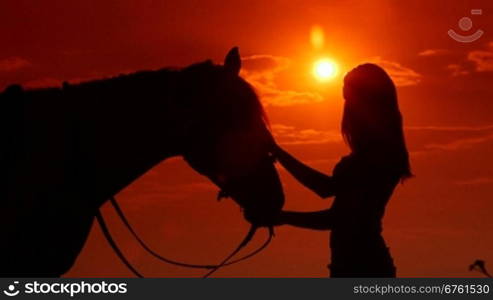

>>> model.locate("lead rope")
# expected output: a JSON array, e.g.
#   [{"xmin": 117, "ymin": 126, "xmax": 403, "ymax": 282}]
[
  {"xmin": 95, "ymin": 210, "xmax": 143, "ymax": 278},
  {"xmin": 98, "ymin": 196, "xmax": 275, "ymax": 277},
  {"xmin": 108, "ymin": 196, "xmax": 273, "ymax": 269},
  {"xmin": 202, "ymin": 225, "xmax": 275, "ymax": 278},
  {"xmin": 108, "ymin": 196, "xmax": 215, "ymax": 269}
]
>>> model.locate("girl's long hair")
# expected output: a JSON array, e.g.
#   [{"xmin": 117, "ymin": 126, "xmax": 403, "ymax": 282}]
[{"xmin": 342, "ymin": 63, "xmax": 412, "ymax": 181}]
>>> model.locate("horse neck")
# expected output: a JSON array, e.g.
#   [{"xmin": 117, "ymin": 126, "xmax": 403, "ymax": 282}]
[{"xmin": 71, "ymin": 71, "xmax": 186, "ymax": 204}]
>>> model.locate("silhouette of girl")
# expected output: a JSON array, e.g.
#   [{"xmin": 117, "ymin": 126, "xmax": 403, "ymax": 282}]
[{"xmin": 270, "ymin": 64, "xmax": 412, "ymax": 277}]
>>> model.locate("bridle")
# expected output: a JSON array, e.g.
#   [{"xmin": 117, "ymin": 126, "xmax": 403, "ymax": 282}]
[
  {"xmin": 95, "ymin": 125, "xmax": 277, "ymax": 277},
  {"xmin": 96, "ymin": 196, "xmax": 275, "ymax": 278}
]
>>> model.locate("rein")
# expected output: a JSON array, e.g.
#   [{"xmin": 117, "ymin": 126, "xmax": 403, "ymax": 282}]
[{"xmin": 97, "ymin": 196, "xmax": 274, "ymax": 277}]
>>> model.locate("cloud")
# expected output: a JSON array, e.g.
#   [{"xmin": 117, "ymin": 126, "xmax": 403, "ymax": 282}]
[
  {"xmin": 271, "ymin": 124, "xmax": 341, "ymax": 145},
  {"xmin": 406, "ymin": 124, "xmax": 493, "ymax": 152},
  {"xmin": 241, "ymin": 55, "xmax": 323, "ymax": 106},
  {"xmin": 367, "ymin": 57, "xmax": 421, "ymax": 86},
  {"xmin": 455, "ymin": 177, "xmax": 493, "ymax": 186},
  {"xmin": 418, "ymin": 49, "xmax": 449, "ymax": 57},
  {"xmin": 0, "ymin": 57, "xmax": 30, "ymax": 72},
  {"xmin": 241, "ymin": 54, "xmax": 290, "ymax": 75},
  {"xmin": 424, "ymin": 133, "xmax": 493, "ymax": 151},
  {"xmin": 24, "ymin": 77, "xmax": 62, "ymax": 89},
  {"xmin": 406, "ymin": 125, "xmax": 493, "ymax": 132},
  {"xmin": 438, "ymin": 42, "xmax": 493, "ymax": 76},
  {"xmin": 467, "ymin": 42, "xmax": 493, "ymax": 72},
  {"xmin": 446, "ymin": 64, "xmax": 469, "ymax": 77}
]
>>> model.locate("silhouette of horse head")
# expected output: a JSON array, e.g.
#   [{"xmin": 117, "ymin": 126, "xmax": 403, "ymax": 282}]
[
  {"xmin": 179, "ymin": 48, "xmax": 284, "ymax": 225},
  {"xmin": 0, "ymin": 47, "xmax": 283, "ymax": 276}
]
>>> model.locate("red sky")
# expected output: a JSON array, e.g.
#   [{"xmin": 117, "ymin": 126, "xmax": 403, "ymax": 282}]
[{"xmin": 1, "ymin": 0, "xmax": 492, "ymax": 277}]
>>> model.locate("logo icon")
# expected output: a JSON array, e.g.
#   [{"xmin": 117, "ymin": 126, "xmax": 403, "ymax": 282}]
[
  {"xmin": 448, "ymin": 9, "xmax": 484, "ymax": 43},
  {"xmin": 3, "ymin": 281, "xmax": 20, "ymax": 297}
]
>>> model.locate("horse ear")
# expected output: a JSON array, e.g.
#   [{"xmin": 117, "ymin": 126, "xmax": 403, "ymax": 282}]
[{"xmin": 224, "ymin": 47, "xmax": 241, "ymax": 75}]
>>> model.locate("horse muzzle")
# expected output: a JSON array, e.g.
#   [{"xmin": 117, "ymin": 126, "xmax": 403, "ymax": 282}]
[{"xmin": 224, "ymin": 163, "xmax": 284, "ymax": 227}]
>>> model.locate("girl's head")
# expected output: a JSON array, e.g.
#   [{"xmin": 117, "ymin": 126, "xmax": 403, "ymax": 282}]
[{"xmin": 342, "ymin": 63, "xmax": 412, "ymax": 180}]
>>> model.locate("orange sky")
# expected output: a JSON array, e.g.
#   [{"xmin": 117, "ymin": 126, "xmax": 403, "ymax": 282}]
[{"xmin": 1, "ymin": 0, "xmax": 492, "ymax": 277}]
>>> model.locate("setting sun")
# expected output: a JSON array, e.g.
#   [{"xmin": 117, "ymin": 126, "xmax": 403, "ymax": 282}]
[{"xmin": 313, "ymin": 59, "xmax": 338, "ymax": 81}]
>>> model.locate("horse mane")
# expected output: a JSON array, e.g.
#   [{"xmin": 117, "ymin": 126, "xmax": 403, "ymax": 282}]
[{"xmin": 3, "ymin": 59, "xmax": 268, "ymax": 131}]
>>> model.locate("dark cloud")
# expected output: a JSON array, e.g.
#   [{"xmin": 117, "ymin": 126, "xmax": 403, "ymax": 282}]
[{"xmin": 0, "ymin": 57, "xmax": 30, "ymax": 72}]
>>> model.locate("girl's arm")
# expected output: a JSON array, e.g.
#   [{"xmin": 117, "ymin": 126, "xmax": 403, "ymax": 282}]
[
  {"xmin": 273, "ymin": 144, "xmax": 335, "ymax": 198},
  {"xmin": 278, "ymin": 209, "xmax": 333, "ymax": 230}
]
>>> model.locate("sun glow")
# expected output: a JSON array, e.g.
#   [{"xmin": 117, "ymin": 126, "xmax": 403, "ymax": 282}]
[
  {"xmin": 310, "ymin": 25, "xmax": 325, "ymax": 50},
  {"xmin": 313, "ymin": 59, "xmax": 338, "ymax": 81}
]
